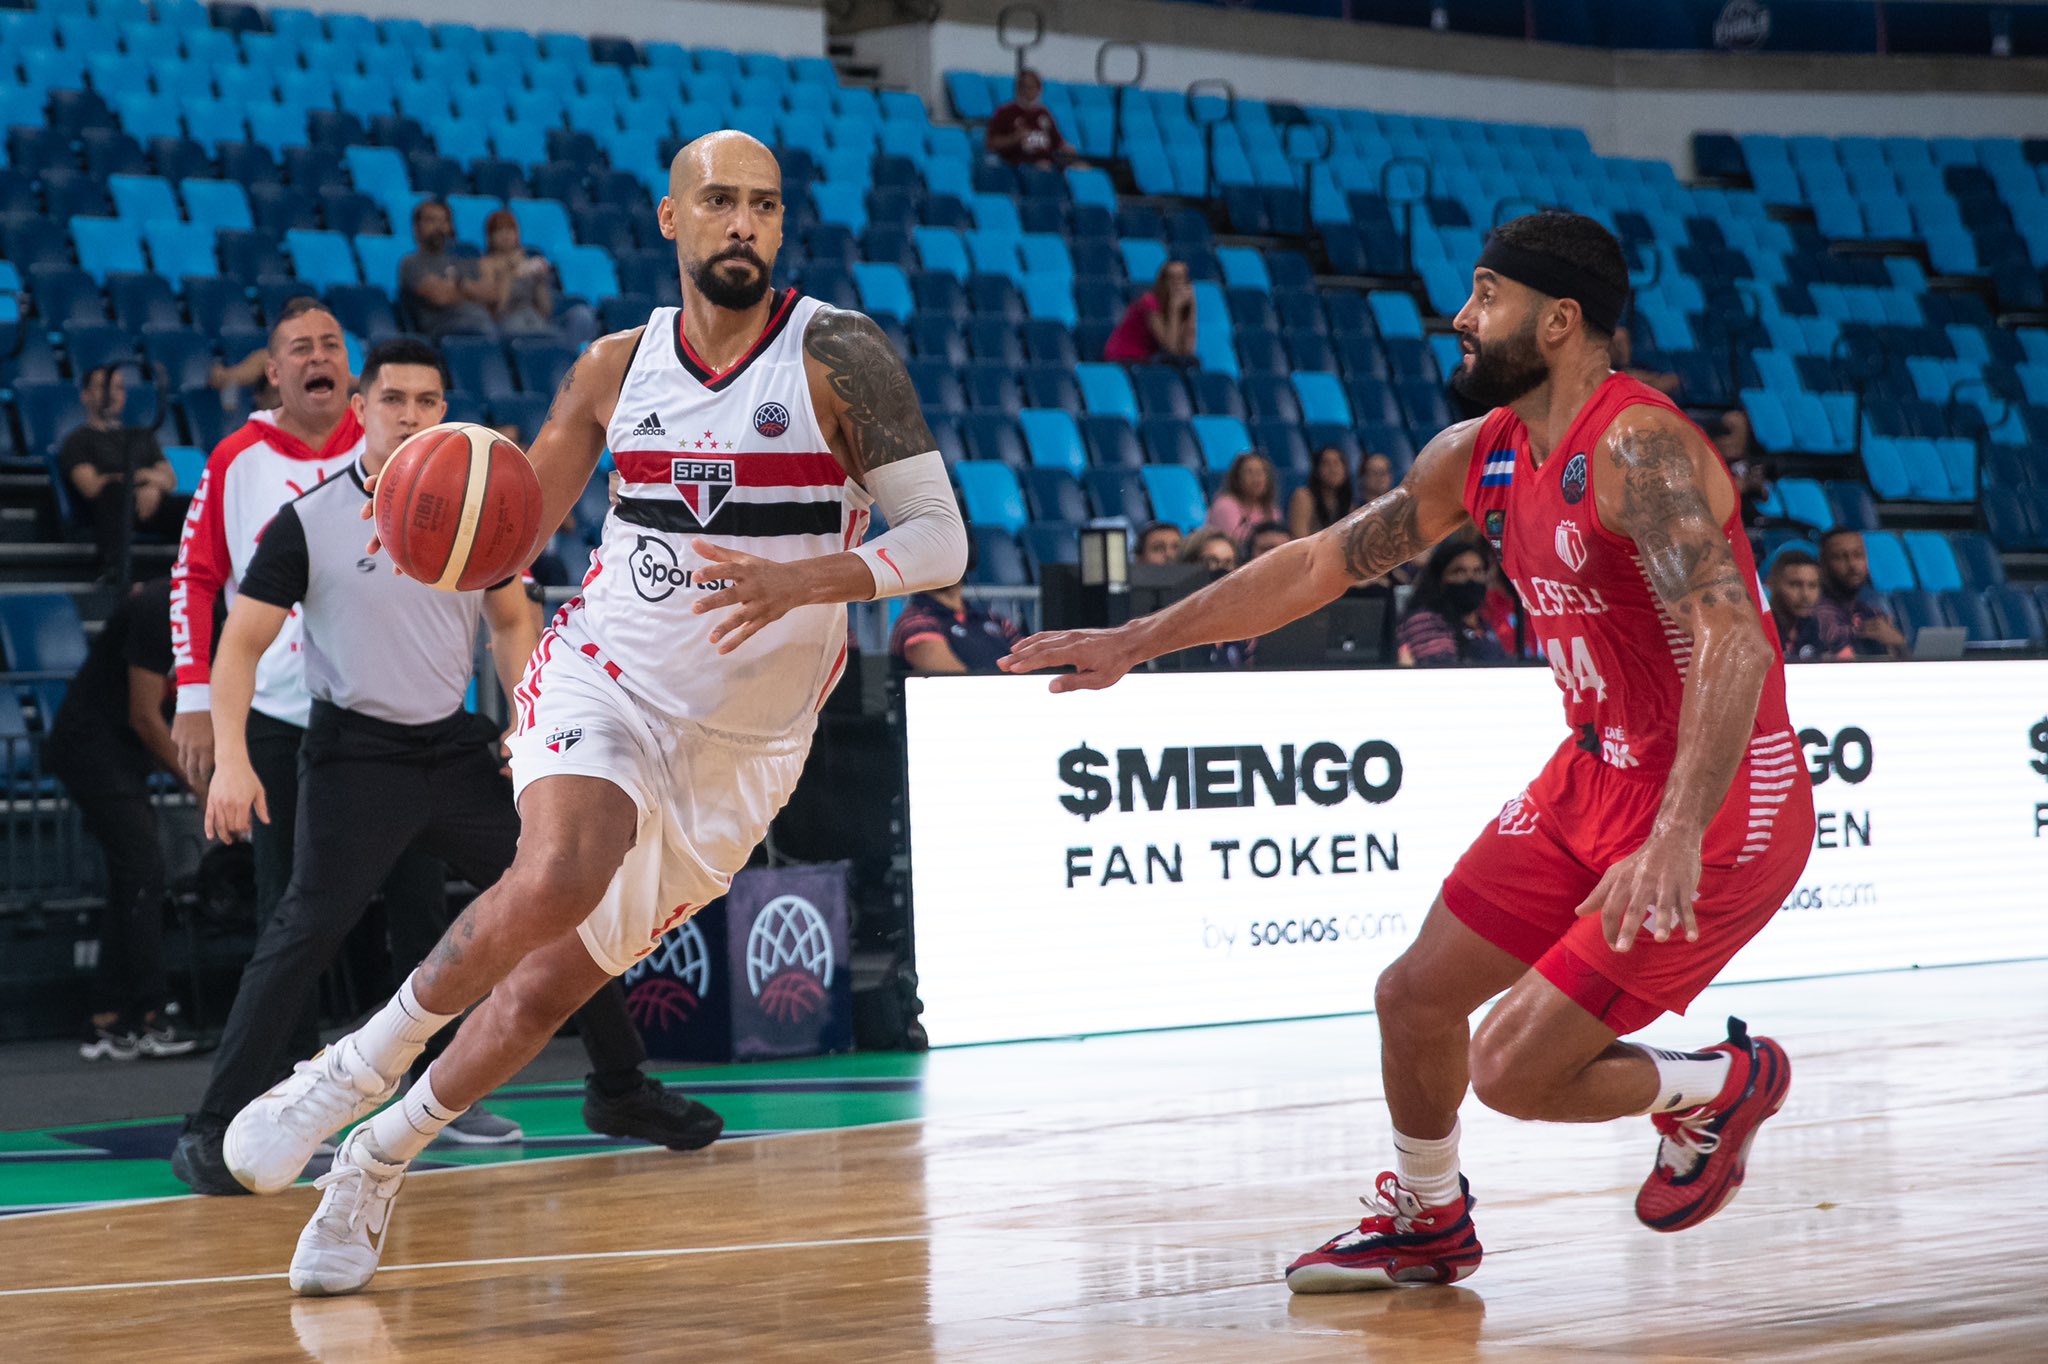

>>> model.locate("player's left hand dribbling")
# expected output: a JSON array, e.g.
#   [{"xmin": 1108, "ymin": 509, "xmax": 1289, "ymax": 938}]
[
  {"xmin": 689, "ymin": 539, "xmax": 807, "ymax": 654},
  {"xmin": 1573, "ymin": 835, "xmax": 1702, "ymax": 953}
]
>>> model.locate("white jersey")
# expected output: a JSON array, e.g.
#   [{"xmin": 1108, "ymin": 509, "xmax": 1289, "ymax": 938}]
[{"xmin": 554, "ymin": 295, "xmax": 873, "ymax": 737}]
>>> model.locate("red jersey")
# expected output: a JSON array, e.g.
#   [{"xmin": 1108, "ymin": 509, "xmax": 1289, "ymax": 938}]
[{"xmin": 1461, "ymin": 375, "xmax": 1797, "ymax": 813}]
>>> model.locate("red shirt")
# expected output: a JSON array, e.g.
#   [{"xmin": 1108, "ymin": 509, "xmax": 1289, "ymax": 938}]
[
  {"xmin": 986, "ymin": 100, "xmax": 1064, "ymax": 164},
  {"xmin": 1104, "ymin": 294, "xmax": 1161, "ymax": 363},
  {"xmin": 1461, "ymin": 374, "xmax": 1796, "ymax": 781}
]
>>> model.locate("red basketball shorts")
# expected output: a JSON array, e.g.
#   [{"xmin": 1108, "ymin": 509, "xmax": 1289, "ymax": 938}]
[{"xmin": 1440, "ymin": 737, "xmax": 1815, "ymax": 1035}]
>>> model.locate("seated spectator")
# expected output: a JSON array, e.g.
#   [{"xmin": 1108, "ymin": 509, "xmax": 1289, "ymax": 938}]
[
  {"xmin": 1714, "ymin": 409, "xmax": 1770, "ymax": 530},
  {"xmin": 401, "ymin": 200, "xmax": 500, "ymax": 341},
  {"xmin": 47, "ymin": 577, "xmax": 207, "ymax": 1060},
  {"xmin": 1767, "ymin": 549, "xmax": 1852, "ymax": 661},
  {"xmin": 1205, "ymin": 452, "xmax": 1280, "ymax": 543},
  {"xmin": 1135, "ymin": 520, "xmax": 1185, "ymax": 565},
  {"xmin": 1245, "ymin": 520, "xmax": 1292, "ymax": 560},
  {"xmin": 209, "ymin": 345, "xmax": 282, "ymax": 417},
  {"xmin": 889, "ymin": 574, "xmax": 1022, "ymax": 674},
  {"xmin": 1104, "ymin": 261, "xmax": 1196, "ymax": 365},
  {"xmin": 985, "ymin": 69, "xmax": 1077, "ymax": 168},
  {"xmin": 1357, "ymin": 451, "xmax": 1397, "ymax": 504},
  {"xmin": 1815, "ymin": 528, "xmax": 1907, "ymax": 658},
  {"xmin": 1289, "ymin": 445, "xmax": 1354, "ymax": 538},
  {"xmin": 1609, "ymin": 324, "xmax": 1680, "ymax": 396},
  {"xmin": 1180, "ymin": 531, "xmax": 1253, "ymax": 667},
  {"xmin": 57, "ymin": 365, "xmax": 181, "ymax": 585},
  {"xmin": 481, "ymin": 210, "xmax": 598, "ymax": 345},
  {"xmin": 1396, "ymin": 538, "xmax": 1508, "ymax": 667}
]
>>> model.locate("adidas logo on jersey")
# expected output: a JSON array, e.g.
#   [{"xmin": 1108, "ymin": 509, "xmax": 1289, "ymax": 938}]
[{"xmin": 633, "ymin": 413, "xmax": 665, "ymax": 436}]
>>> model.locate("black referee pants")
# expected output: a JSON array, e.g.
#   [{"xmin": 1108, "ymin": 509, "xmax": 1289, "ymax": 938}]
[{"xmin": 195, "ymin": 702, "xmax": 646, "ymax": 1124}]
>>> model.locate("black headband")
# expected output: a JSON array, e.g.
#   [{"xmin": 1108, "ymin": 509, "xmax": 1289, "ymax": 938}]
[{"xmin": 1476, "ymin": 238, "xmax": 1628, "ymax": 336}]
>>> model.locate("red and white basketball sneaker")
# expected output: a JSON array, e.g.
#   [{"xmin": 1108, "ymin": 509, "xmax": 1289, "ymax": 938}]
[
  {"xmin": 1636, "ymin": 1016, "xmax": 1791, "ymax": 1233},
  {"xmin": 1285, "ymin": 1172, "xmax": 1482, "ymax": 1294}
]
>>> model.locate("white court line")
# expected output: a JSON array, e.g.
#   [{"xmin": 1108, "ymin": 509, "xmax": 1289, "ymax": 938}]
[{"xmin": 0, "ymin": 1232, "xmax": 936, "ymax": 1299}]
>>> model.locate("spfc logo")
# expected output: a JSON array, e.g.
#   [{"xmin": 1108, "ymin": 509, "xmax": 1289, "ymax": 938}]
[
  {"xmin": 1560, "ymin": 451, "xmax": 1589, "ymax": 505},
  {"xmin": 544, "ymin": 726, "xmax": 583, "ymax": 753},
  {"xmin": 752, "ymin": 401, "xmax": 790, "ymax": 437},
  {"xmin": 669, "ymin": 457, "xmax": 736, "ymax": 526},
  {"xmin": 1554, "ymin": 520, "xmax": 1588, "ymax": 574}
]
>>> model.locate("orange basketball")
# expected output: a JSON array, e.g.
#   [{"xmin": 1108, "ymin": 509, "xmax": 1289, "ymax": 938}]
[{"xmin": 373, "ymin": 423, "xmax": 544, "ymax": 592}]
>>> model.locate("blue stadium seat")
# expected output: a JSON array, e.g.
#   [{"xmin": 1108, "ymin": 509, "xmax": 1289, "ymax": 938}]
[
  {"xmin": 509, "ymin": 338, "xmax": 576, "ymax": 394},
  {"xmin": 1774, "ymin": 477, "xmax": 1834, "ymax": 530},
  {"xmin": 1985, "ymin": 585, "xmax": 2045, "ymax": 647},
  {"xmin": 284, "ymin": 229, "xmax": 361, "ymax": 292},
  {"xmin": 1074, "ymin": 363, "xmax": 1141, "ymax": 425},
  {"xmin": 0, "ymin": 595, "xmax": 89, "ymax": 681},
  {"xmin": 1018, "ymin": 409, "xmax": 1087, "ymax": 478},
  {"xmin": 1130, "ymin": 367, "xmax": 1192, "ymax": 420},
  {"xmin": 107, "ymin": 273, "xmax": 181, "ymax": 333},
  {"xmin": 1023, "ymin": 468, "xmax": 1090, "ymax": 525},
  {"xmin": 1190, "ymin": 415, "xmax": 1252, "ymax": 473},
  {"xmin": 962, "ymin": 413, "xmax": 1026, "ymax": 469},
  {"xmin": 1889, "ymin": 588, "xmax": 1950, "ymax": 642},
  {"xmin": 1901, "ymin": 530, "xmax": 1963, "ymax": 593},
  {"xmin": 1137, "ymin": 465, "xmax": 1206, "ymax": 532},
  {"xmin": 163, "ymin": 444, "xmax": 209, "ymax": 495},
  {"xmin": 1081, "ymin": 416, "xmax": 1144, "ymax": 471},
  {"xmin": 70, "ymin": 217, "xmax": 147, "ymax": 285},
  {"xmin": 1138, "ymin": 417, "xmax": 1201, "ymax": 472},
  {"xmin": 955, "ymin": 461, "xmax": 1028, "ymax": 533},
  {"xmin": 1368, "ymin": 290, "xmax": 1424, "ymax": 339},
  {"xmin": 441, "ymin": 337, "xmax": 516, "ymax": 402},
  {"xmin": 1291, "ymin": 371, "xmax": 1352, "ymax": 426},
  {"xmin": 1948, "ymin": 532, "xmax": 2004, "ymax": 591},
  {"xmin": 1862, "ymin": 531, "xmax": 1917, "ymax": 592},
  {"xmin": 1080, "ymin": 470, "xmax": 1150, "ymax": 526}
]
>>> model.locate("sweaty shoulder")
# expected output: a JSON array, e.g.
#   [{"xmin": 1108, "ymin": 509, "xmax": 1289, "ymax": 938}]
[
  {"xmin": 802, "ymin": 304, "xmax": 935, "ymax": 478},
  {"xmin": 1592, "ymin": 402, "xmax": 1735, "ymax": 535}
]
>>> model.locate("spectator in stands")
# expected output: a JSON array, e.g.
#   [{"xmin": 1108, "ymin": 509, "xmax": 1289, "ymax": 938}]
[
  {"xmin": 1104, "ymin": 261, "xmax": 1197, "ymax": 366},
  {"xmin": 1182, "ymin": 529, "xmax": 1239, "ymax": 574},
  {"xmin": 1609, "ymin": 324, "xmax": 1680, "ymax": 396},
  {"xmin": 1135, "ymin": 521, "xmax": 1184, "ymax": 565},
  {"xmin": 984, "ymin": 69, "xmax": 1078, "ymax": 168},
  {"xmin": 1714, "ymin": 409, "xmax": 1770, "ymax": 529},
  {"xmin": 1816, "ymin": 528, "xmax": 1908, "ymax": 659},
  {"xmin": 209, "ymin": 347, "xmax": 282, "ymax": 417},
  {"xmin": 57, "ymin": 365, "xmax": 180, "ymax": 586},
  {"xmin": 1357, "ymin": 451, "xmax": 1397, "ymax": 504},
  {"xmin": 47, "ymin": 577, "xmax": 205, "ymax": 1061},
  {"xmin": 1767, "ymin": 549, "xmax": 1852, "ymax": 661},
  {"xmin": 401, "ymin": 200, "xmax": 500, "ymax": 341},
  {"xmin": 1396, "ymin": 537, "xmax": 1508, "ymax": 667},
  {"xmin": 889, "ymin": 572, "xmax": 1023, "ymax": 674},
  {"xmin": 1205, "ymin": 452, "xmax": 1280, "ymax": 543},
  {"xmin": 1289, "ymin": 445, "xmax": 1355, "ymax": 538},
  {"xmin": 1246, "ymin": 520, "xmax": 1293, "ymax": 560},
  {"xmin": 1179, "ymin": 531, "xmax": 1255, "ymax": 667},
  {"xmin": 480, "ymin": 210, "xmax": 598, "ymax": 345}
]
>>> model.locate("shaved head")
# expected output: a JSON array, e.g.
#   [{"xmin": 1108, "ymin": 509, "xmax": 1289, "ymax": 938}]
[{"xmin": 660, "ymin": 130, "xmax": 785, "ymax": 313}]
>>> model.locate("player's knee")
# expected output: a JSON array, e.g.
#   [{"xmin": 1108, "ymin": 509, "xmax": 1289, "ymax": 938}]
[
  {"xmin": 1467, "ymin": 1037, "xmax": 1545, "ymax": 1120},
  {"xmin": 502, "ymin": 843, "xmax": 618, "ymax": 925},
  {"xmin": 1374, "ymin": 954, "xmax": 1453, "ymax": 1028}
]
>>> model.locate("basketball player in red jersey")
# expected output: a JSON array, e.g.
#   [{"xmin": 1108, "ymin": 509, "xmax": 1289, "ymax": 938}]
[{"xmin": 1004, "ymin": 211, "xmax": 1814, "ymax": 1291}]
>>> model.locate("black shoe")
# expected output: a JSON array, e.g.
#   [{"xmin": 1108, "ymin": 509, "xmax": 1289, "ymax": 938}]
[
  {"xmin": 582, "ymin": 1076, "xmax": 724, "ymax": 1151},
  {"xmin": 171, "ymin": 1118, "xmax": 251, "ymax": 1196}
]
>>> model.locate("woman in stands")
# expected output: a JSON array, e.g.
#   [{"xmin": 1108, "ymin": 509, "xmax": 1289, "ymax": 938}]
[
  {"xmin": 1395, "ymin": 536, "xmax": 1508, "ymax": 668},
  {"xmin": 1289, "ymin": 444, "xmax": 1355, "ymax": 538},
  {"xmin": 479, "ymin": 211, "xmax": 598, "ymax": 345},
  {"xmin": 1104, "ymin": 260, "xmax": 1197, "ymax": 365},
  {"xmin": 1205, "ymin": 452, "xmax": 1280, "ymax": 545}
]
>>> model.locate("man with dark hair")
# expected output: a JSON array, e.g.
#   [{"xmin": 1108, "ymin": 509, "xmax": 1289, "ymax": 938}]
[
  {"xmin": 985, "ymin": 69, "xmax": 1076, "ymax": 168},
  {"xmin": 1245, "ymin": 520, "xmax": 1293, "ymax": 561},
  {"xmin": 185, "ymin": 337, "xmax": 721, "ymax": 1194},
  {"xmin": 56, "ymin": 364, "xmax": 180, "ymax": 584},
  {"xmin": 400, "ymin": 200, "xmax": 500, "ymax": 341},
  {"xmin": 1814, "ymin": 528, "xmax": 1906, "ymax": 659},
  {"xmin": 1767, "ymin": 549, "xmax": 1850, "ymax": 661},
  {"xmin": 168, "ymin": 306, "xmax": 456, "ymax": 1192},
  {"xmin": 1135, "ymin": 521, "xmax": 1185, "ymax": 565},
  {"xmin": 1007, "ymin": 209, "xmax": 1815, "ymax": 1291}
]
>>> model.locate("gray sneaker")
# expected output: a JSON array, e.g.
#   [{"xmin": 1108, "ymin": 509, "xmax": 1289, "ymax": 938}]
[{"xmin": 435, "ymin": 1104, "xmax": 523, "ymax": 1146}]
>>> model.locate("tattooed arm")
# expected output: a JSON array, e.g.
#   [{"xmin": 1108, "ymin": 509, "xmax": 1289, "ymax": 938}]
[
  {"xmin": 1574, "ymin": 407, "xmax": 1771, "ymax": 952},
  {"xmin": 1002, "ymin": 420, "xmax": 1478, "ymax": 691}
]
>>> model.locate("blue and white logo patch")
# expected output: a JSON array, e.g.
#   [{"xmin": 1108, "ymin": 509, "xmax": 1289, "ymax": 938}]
[
  {"xmin": 1479, "ymin": 449, "xmax": 1516, "ymax": 489},
  {"xmin": 753, "ymin": 402, "xmax": 790, "ymax": 438},
  {"xmin": 1561, "ymin": 451, "xmax": 1589, "ymax": 505}
]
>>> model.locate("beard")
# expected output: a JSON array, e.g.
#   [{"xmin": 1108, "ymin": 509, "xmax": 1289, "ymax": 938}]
[
  {"xmin": 688, "ymin": 249, "xmax": 772, "ymax": 311},
  {"xmin": 1451, "ymin": 315, "xmax": 1548, "ymax": 409}
]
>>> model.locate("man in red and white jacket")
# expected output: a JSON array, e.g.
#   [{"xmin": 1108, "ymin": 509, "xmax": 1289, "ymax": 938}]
[{"xmin": 165, "ymin": 301, "xmax": 460, "ymax": 1193}]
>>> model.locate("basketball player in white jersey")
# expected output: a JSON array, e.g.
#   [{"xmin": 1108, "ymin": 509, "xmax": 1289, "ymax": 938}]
[{"xmin": 222, "ymin": 131, "xmax": 967, "ymax": 1295}]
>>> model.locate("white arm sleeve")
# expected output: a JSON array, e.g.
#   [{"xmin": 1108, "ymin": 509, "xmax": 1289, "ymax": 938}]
[{"xmin": 848, "ymin": 450, "xmax": 968, "ymax": 600}]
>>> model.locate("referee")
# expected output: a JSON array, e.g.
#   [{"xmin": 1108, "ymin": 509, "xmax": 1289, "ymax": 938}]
[{"xmin": 173, "ymin": 339, "xmax": 722, "ymax": 1195}]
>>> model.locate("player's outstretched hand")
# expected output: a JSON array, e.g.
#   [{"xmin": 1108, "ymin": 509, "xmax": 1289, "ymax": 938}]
[
  {"xmin": 689, "ymin": 539, "xmax": 810, "ymax": 655},
  {"xmin": 998, "ymin": 628, "xmax": 1139, "ymax": 693},
  {"xmin": 1573, "ymin": 835, "xmax": 1702, "ymax": 953},
  {"xmin": 204, "ymin": 760, "xmax": 269, "ymax": 844}
]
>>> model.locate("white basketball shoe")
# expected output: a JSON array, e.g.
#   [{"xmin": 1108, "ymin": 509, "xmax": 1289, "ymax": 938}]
[
  {"xmin": 289, "ymin": 1128, "xmax": 408, "ymax": 1297},
  {"xmin": 225, "ymin": 1042, "xmax": 398, "ymax": 1195}
]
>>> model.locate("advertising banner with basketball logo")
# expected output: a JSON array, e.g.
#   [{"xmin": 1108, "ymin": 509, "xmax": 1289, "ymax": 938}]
[
  {"xmin": 905, "ymin": 663, "xmax": 2048, "ymax": 1046},
  {"xmin": 725, "ymin": 861, "xmax": 854, "ymax": 1060},
  {"xmin": 621, "ymin": 902, "xmax": 731, "ymax": 1062}
]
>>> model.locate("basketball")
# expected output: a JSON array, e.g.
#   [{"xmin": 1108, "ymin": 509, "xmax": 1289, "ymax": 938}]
[{"xmin": 372, "ymin": 422, "xmax": 544, "ymax": 592}]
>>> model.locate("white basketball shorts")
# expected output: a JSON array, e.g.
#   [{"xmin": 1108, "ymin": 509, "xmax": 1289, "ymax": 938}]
[{"xmin": 506, "ymin": 637, "xmax": 812, "ymax": 976}]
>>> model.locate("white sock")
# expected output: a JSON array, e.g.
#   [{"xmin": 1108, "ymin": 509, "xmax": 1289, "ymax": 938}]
[
  {"xmin": 365, "ymin": 1063, "xmax": 466, "ymax": 1163},
  {"xmin": 1638, "ymin": 1045, "xmax": 1733, "ymax": 1115},
  {"xmin": 1392, "ymin": 1119, "xmax": 1463, "ymax": 1206},
  {"xmin": 347, "ymin": 974, "xmax": 459, "ymax": 1083}
]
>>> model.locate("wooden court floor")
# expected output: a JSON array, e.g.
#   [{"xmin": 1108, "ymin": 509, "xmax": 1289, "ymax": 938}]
[{"xmin": 2, "ymin": 961, "xmax": 2043, "ymax": 1362}]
